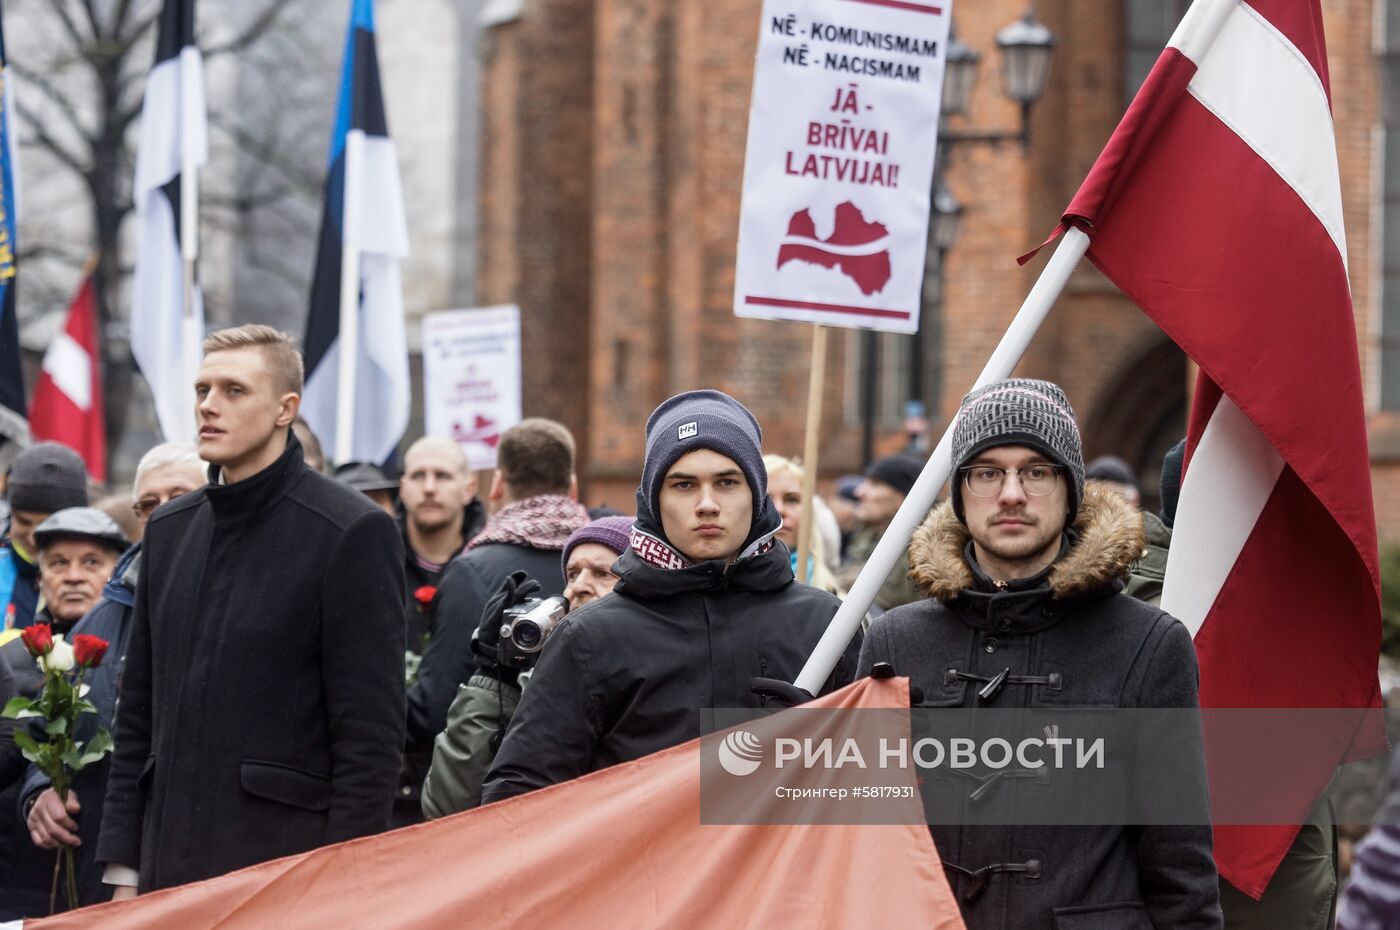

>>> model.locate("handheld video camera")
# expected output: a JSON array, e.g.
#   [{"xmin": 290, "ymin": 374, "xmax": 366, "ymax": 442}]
[{"xmin": 497, "ymin": 596, "xmax": 569, "ymax": 670}]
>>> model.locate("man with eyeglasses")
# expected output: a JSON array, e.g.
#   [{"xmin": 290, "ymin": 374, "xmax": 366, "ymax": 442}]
[
  {"xmin": 856, "ymin": 378, "xmax": 1221, "ymax": 929},
  {"xmin": 15, "ymin": 443, "xmax": 204, "ymax": 911}
]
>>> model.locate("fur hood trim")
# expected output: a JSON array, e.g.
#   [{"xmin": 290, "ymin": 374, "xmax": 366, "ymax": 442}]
[{"xmin": 908, "ymin": 481, "xmax": 1145, "ymax": 601}]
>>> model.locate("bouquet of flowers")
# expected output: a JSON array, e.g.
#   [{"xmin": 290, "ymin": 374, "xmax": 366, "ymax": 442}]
[{"xmin": 3, "ymin": 623, "xmax": 113, "ymax": 912}]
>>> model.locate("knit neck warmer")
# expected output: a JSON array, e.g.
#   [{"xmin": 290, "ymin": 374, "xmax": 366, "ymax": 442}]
[
  {"xmin": 627, "ymin": 524, "xmax": 777, "ymax": 571},
  {"xmin": 466, "ymin": 495, "xmax": 589, "ymax": 552}
]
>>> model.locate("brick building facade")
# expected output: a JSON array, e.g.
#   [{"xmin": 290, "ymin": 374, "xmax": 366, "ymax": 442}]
[{"xmin": 476, "ymin": 0, "xmax": 1400, "ymax": 541}]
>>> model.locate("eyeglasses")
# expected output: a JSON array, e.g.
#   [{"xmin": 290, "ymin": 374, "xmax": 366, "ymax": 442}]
[
  {"xmin": 132, "ymin": 490, "xmax": 190, "ymax": 519},
  {"xmin": 962, "ymin": 464, "xmax": 1063, "ymax": 498}
]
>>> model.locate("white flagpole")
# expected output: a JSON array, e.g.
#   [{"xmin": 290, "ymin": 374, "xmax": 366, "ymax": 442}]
[
  {"xmin": 794, "ymin": 228, "xmax": 1090, "ymax": 694},
  {"xmin": 179, "ymin": 45, "xmax": 201, "ymax": 443},
  {"xmin": 335, "ymin": 129, "xmax": 366, "ymax": 466},
  {"xmin": 792, "ymin": 0, "xmax": 1244, "ymax": 695}
]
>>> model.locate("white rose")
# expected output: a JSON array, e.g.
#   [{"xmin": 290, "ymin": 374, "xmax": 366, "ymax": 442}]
[{"xmin": 42, "ymin": 635, "xmax": 76, "ymax": 673}]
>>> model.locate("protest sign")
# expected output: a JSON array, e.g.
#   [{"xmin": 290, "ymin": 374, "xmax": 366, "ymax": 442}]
[
  {"xmin": 421, "ymin": 305, "xmax": 522, "ymax": 471},
  {"xmin": 735, "ymin": 0, "xmax": 952, "ymax": 334}
]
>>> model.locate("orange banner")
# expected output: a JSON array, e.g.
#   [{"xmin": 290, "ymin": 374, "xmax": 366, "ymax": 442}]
[{"xmin": 31, "ymin": 677, "xmax": 963, "ymax": 929}]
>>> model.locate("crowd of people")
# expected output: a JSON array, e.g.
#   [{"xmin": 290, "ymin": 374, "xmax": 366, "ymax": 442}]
[{"xmin": 0, "ymin": 323, "xmax": 1375, "ymax": 928}]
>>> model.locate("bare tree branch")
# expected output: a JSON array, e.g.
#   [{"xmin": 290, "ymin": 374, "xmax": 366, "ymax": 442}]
[
  {"xmin": 80, "ymin": 0, "xmax": 98, "ymax": 38},
  {"xmin": 15, "ymin": 102, "xmax": 88, "ymax": 176},
  {"xmin": 112, "ymin": 0, "xmax": 137, "ymax": 36},
  {"xmin": 44, "ymin": 0, "xmax": 93, "ymax": 60},
  {"xmin": 112, "ymin": 8, "xmax": 161, "ymax": 60},
  {"xmin": 17, "ymin": 241, "xmax": 92, "ymax": 265},
  {"xmin": 9, "ymin": 61, "xmax": 93, "ymax": 142},
  {"xmin": 204, "ymin": 1, "xmax": 294, "ymax": 58},
  {"xmin": 208, "ymin": 116, "xmax": 322, "ymax": 193},
  {"xmin": 202, "ymin": 183, "xmax": 296, "ymax": 215}
]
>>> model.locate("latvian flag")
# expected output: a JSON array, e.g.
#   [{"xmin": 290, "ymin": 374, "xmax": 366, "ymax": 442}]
[
  {"xmin": 1033, "ymin": 0, "xmax": 1384, "ymax": 897},
  {"xmin": 129, "ymin": 0, "xmax": 205, "ymax": 445},
  {"xmin": 29, "ymin": 275, "xmax": 105, "ymax": 482},
  {"xmin": 302, "ymin": 0, "xmax": 410, "ymax": 466},
  {"xmin": 0, "ymin": 8, "xmax": 27, "ymax": 446}
]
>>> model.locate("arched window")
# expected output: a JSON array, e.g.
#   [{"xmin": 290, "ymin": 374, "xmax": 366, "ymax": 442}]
[{"xmin": 1123, "ymin": 0, "xmax": 1192, "ymax": 103}]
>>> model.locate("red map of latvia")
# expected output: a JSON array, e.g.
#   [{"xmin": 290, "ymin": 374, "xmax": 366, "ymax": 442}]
[{"xmin": 776, "ymin": 201, "xmax": 892, "ymax": 296}]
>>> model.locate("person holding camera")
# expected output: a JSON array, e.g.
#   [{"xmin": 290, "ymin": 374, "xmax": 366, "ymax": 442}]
[
  {"xmin": 481, "ymin": 390, "xmax": 862, "ymax": 804},
  {"xmin": 405, "ymin": 419, "xmax": 589, "ymax": 763},
  {"xmin": 420, "ymin": 515, "xmax": 633, "ymax": 818}
]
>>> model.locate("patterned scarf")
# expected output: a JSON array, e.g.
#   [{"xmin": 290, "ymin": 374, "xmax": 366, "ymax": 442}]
[
  {"xmin": 628, "ymin": 525, "xmax": 776, "ymax": 570},
  {"xmin": 466, "ymin": 495, "xmax": 590, "ymax": 552}
]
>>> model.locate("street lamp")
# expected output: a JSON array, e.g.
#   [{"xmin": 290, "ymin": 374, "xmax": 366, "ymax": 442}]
[
  {"xmin": 941, "ymin": 30, "xmax": 980, "ymax": 118},
  {"xmin": 930, "ymin": 183, "xmax": 964, "ymax": 255},
  {"xmin": 996, "ymin": 8, "xmax": 1057, "ymax": 149},
  {"xmin": 893, "ymin": 6, "xmax": 1055, "ymax": 454}
]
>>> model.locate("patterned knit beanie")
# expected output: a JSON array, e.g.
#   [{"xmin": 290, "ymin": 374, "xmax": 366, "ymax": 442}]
[{"xmin": 950, "ymin": 378, "xmax": 1084, "ymax": 523}]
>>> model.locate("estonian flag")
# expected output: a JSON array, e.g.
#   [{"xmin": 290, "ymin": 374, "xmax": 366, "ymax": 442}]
[
  {"xmin": 302, "ymin": 0, "xmax": 409, "ymax": 466},
  {"xmin": 0, "ymin": 9, "xmax": 26, "ymax": 445},
  {"xmin": 129, "ymin": 0, "xmax": 205, "ymax": 444}
]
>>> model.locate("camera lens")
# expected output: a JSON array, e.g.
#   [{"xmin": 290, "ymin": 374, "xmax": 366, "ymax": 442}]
[{"xmin": 514, "ymin": 621, "xmax": 542, "ymax": 649}]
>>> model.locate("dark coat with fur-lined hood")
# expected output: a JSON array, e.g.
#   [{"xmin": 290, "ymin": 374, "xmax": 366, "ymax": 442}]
[{"xmin": 858, "ymin": 482, "xmax": 1222, "ymax": 930}]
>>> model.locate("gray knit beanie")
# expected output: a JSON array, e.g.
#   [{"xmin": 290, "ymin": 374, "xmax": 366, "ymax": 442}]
[
  {"xmin": 640, "ymin": 390, "xmax": 767, "ymax": 520},
  {"xmin": 8, "ymin": 443, "xmax": 89, "ymax": 515},
  {"xmin": 950, "ymin": 378, "xmax": 1084, "ymax": 523}
]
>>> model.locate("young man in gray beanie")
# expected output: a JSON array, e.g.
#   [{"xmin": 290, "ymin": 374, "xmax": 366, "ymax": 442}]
[
  {"xmin": 856, "ymin": 377, "xmax": 1222, "ymax": 929},
  {"xmin": 0, "ymin": 443, "xmax": 89, "ymax": 632},
  {"xmin": 482, "ymin": 389, "xmax": 861, "ymax": 804}
]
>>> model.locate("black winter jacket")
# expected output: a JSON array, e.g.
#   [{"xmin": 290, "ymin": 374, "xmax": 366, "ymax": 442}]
[
  {"xmin": 96, "ymin": 435, "xmax": 406, "ymax": 892},
  {"xmin": 406, "ymin": 540, "xmax": 566, "ymax": 752},
  {"xmin": 395, "ymin": 500, "xmax": 487, "ymax": 825},
  {"xmin": 481, "ymin": 531, "xmax": 861, "ymax": 804},
  {"xmin": 400, "ymin": 499, "xmax": 487, "ymax": 652},
  {"xmin": 857, "ymin": 485, "xmax": 1222, "ymax": 930}
]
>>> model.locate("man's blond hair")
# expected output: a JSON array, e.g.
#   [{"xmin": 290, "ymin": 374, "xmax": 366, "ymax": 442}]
[
  {"xmin": 405, "ymin": 435, "xmax": 470, "ymax": 477},
  {"xmin": 202, "ymin": 324, "xmax": 304, "ymax": 395}
]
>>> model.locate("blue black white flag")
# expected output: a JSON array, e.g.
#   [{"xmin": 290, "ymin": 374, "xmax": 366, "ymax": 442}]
[
  {"xmin": 130, "ymin": 0, "xmax": 205, "ymax": 444},
  {"xmin": 0, "ymin": 9, "xmax": 27, "ymax": 444},
  {"xmin": 303, "ymin": 0, "xmax": 410, "ymax": 465}
]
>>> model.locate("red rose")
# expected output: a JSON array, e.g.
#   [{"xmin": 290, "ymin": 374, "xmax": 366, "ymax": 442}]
[
  {"xmin": 413, "ymin": 585, "xmax": 437, "ymax": 608},
  {"xmin": 73, "ymin": 634, "xmax": 110, "ymax": 669},
  {"xmin": 19, "ymin": 623, "xmax": 53, "ymax": 658}
]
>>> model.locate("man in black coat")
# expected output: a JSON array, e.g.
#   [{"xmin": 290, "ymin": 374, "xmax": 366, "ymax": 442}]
[
  {"xmin": 405, "ymin": 420, "xmax": 587, "ymax": 764},
  {"xmin": 96, "ymin": 325, "xmax": 406, "ymax": 897},
  {"xmin": 856, "ymin": 378, "xmax": 1221, "ymax": 929},
  {"xmin": 482, "ymin": 390, "xmax": 861, "ymax": 803}
]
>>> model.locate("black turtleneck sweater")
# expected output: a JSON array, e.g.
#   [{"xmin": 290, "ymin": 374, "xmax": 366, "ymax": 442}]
[{"xmin": 96, "ymin": 434, "xmax": 406, "ymax": 893}]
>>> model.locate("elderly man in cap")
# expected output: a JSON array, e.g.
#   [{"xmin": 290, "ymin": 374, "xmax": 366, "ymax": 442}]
[
  {"xmin": 857, "ymin": 378, "xmax": 1220, "ymax": 929},
  {"xmin": 839, "ymin": 452, "xmax": 926, "ymax": 615},
  {"xmin": 0, "ymin": 443, "xmax": 90, "ymax": 632},
  {"xmin": 0, "ymin": 506, "xmax": 127, "ymax": 918},
  {"xmin": 2, "ymin": 508, "xmax": 128, "ymax": 690},
  {"xmin": 19, "ymin": 443, "xmax": 204, "ymax": 912}
]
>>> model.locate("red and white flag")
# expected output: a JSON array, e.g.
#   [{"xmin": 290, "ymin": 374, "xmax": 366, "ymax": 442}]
[
  {"xmin": 29, "ymin": 275, "xmax": 105, "ymax": 483},
  {"xmin": 1028, "ymin": 0, "xmax": 1384, "ymax": 898}
]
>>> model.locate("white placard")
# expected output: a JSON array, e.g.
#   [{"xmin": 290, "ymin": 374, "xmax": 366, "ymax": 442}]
[
  {"xmin": 421, "ymin": 305, "xmax": 522, "ymax": 471},
  {"xmin": 734, "ymin": 0, "xmax": 951, "ymax": 334}
]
